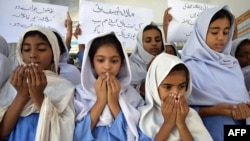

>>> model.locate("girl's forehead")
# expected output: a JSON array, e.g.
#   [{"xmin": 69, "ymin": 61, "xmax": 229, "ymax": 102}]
[
  {"xmin": 95, "ymin": 45, "xmax": 119, "ymax": 55},
  {"xmin": 161, "ymin": 71, "xmax": 187, "ymax": 84},
  {"xmin": 23, "ymin": 34, "xmax": 46, "ymax": 41},
  {"xmin": 143, "ymin": 29, "xmax": 160, "ymax": 35},
  {"xmin": 238, "ymin": 45, "xmax": 250, "ymax": 52},
  {"xmin": 97, "ymin": 44, "xmax": 117, "ymax": 51},
  {"xmin": 165, "ymin": 45, "xmax": 174, "ymax": 49},
  {"xmin": 209, "ymin": 17, "xmax": 230, "ymax": 26}
]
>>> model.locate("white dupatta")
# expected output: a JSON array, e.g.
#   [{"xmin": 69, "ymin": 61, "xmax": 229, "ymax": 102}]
[
  {"xmin": 74, "ymin": 32, "xmax": 145, "ymax": 141},
  {"xmin": 0, "ymin": 26, "xmax": 75, "ymax": 141},
  {"xmin": 139, "ymin": 53, "xmax": 212, "ymax": 141},
  {"xmin": 181, "ymin": 5, "xmax": 249, "ymax": 105}
]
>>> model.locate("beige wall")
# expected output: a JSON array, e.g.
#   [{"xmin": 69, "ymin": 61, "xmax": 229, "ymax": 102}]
[
  {"xmin": 209, "ymin": 0, "xmax": 249, "ymax": 18},
  {"xmin": 67, "ymin": 0, "xmax": 249, "ymax": 24}
]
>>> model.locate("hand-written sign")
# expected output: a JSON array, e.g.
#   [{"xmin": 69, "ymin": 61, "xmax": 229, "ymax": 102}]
[
  {"xmin": 0, "ymin": 0, "xmax": 68, "ymax": 43},
  {"xmin": 167, "ymin": 0, "xmax": 216, "ymax": 42},
  {"xmin": 78, "ymin": 1, "xmax": 153, "ymax": 50}
]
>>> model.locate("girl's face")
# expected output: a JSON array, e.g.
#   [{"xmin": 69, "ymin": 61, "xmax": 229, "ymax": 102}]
[
  {"xmin": 21, "ymin": 34, "xmax": 53, "ymax": 71},
  {"xmin": 143, "ymin": 29, "xmax": 163, "ymax": 56},
  {"xmin": 93, "ymin": 44, "xmax": 122, "ymax": 76},
  {"xmin": 158, "ymin": 70, "xmax": 188, "ymax": 101},
  {"xmin": 236, "ymin": 44, "xmax": 250, "ymax": 68},
  {"xmin": 206, "ymin": 17, "xmax": 230, "ymax": 53},
  {"xmin": 165, "ymin": 45, "xmax": 176, "ymax": 56}
]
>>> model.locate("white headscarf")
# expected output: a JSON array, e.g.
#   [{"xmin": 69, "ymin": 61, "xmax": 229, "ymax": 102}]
[
  {"xmin": 0, "ymin": 36, "xmax": 14, "ymax": 114},
  {"xmin": 164, "ymin": 42, "xmax": 181, "ymax": 58},
  {"xmin": 129, "ymin": 24, "xmax": 164, "ymax": 88},
  {"xmin": 139, "ymin": 53, "xmax": 212, "ymax": 141},
  {"xmin": 16, "ymin": 26, "xmax": 60, "ymax": 73},
  {"xmin": 0, "ymin": 55, "xmax": 12, "ymax": 89},
  {"xmin": 74, "ymin": 32, "xmax": 145, "ymax": 141},
  {"xmin": 0, "ymin": 26, "xmax": 75, "ymax": 141},
  {"xmin": 231, "ymin": 38, "xmax": 248, "ymax": 57},
  {"xmin": 0, "ymin": 35, "xmax": 10, "ymax": 57},
  {"xmin": 0, "ymin": 36, "xmax": 14, "ymax": 89},
  {"xmin": 231, "ymin": 38, "xmax": 250, "ymax": 93},
  {"xmin": 181, "ymin": 5, "xmax": 249, "ymax": 105}
]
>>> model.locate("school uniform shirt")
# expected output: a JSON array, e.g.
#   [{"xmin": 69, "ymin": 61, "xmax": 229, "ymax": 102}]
[
  {"xmin": 181, "ymin": 5, "xmax": 250, "ymax": 141},
  {"xmin": 59, "ymin": 62, "xmax": 81, "ymax": 85},
  {"xmin": 0, "ymin": 26, "xmax": 75, "ymax": 141},
  {"xmin": 231, "ymin": 38, "xmax": 250, "ymax": 93},
  {"xmin": 139, "ymin": 53, "xmax": 212, "ymax": 141},
  {"xmin": 73, "ymin": 32, "xmax": 145, "ymax": 141}
]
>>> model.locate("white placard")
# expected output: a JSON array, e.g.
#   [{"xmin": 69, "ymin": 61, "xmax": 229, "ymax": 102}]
[
  {"xmin": 167, "ymin": 0, "xmax": 216, "ymax": 42},
  {"xmin": 78, "ymin": 0, "xmax": 153, "ymax": 50},
  {"xmin": 0, "ymin": 1, "xmax": 68, "ymax": 43}
]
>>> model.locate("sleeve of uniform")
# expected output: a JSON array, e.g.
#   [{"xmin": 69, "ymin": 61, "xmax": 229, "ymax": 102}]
[
  {"xmin": 109, "ymin": 111, "xmax": 127, "ymax": 140},
  {"xmin": 73, "ymin": 113, "xmax": 94, "ymax": 141},
  {"xmin": 138, "ymin": 127, "xmax": 153, "ymax": 141}
]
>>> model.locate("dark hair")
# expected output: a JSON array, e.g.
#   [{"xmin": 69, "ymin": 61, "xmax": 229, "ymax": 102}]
[
  {"xmin": 53, "ymin": 31, "xmax": 65, "ymax": 55},
  {"xmin": 88, "ymin": 34, "xmax": 125, "ymax": 65},
  {"xmin": 170, "ymin": 64, "xmax": 189, "ymax": 90},
  {"xmin": 235, "ymin": 39, "xmax": 250, "ymax": 55},
  {"xmin": 143, "ymin": 24, "xmax": 164, "ymax": 51},
  {"xmin": 22, "ymin": 31, "xmax": 51, "ymax": 50},
  {"xmin": 210, "ymin": 9, "xmax": 232, "ymax": 27}
]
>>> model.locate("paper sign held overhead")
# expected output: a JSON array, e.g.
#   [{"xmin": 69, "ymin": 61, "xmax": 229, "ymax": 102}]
[
  {"xmin": 78, "ymin": 0, "xmax": 153, "ymax": 50},
  {"xmin": 0, "ymin": 0, "xmax": 68, "ymax": 43},
  {"xmin": 167, "ymin": 0, "xmax": 216, "ymax": 42}
]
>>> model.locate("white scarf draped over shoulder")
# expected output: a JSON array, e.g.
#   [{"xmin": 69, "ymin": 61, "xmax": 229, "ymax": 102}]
[
  {"xmin": 139, "ymin": 53, "xmax": 212, "ymax": 141},
  {"xmin": 181, "ymin": 5, "xmax": 249, "ymax": 105},
  {"xmin": 74, "ymin": 32, "xmax": 145, "ymax": 141},
  {"xmin": 0, "ymin": 26, "xmax": 75, "ymax": 141}
]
